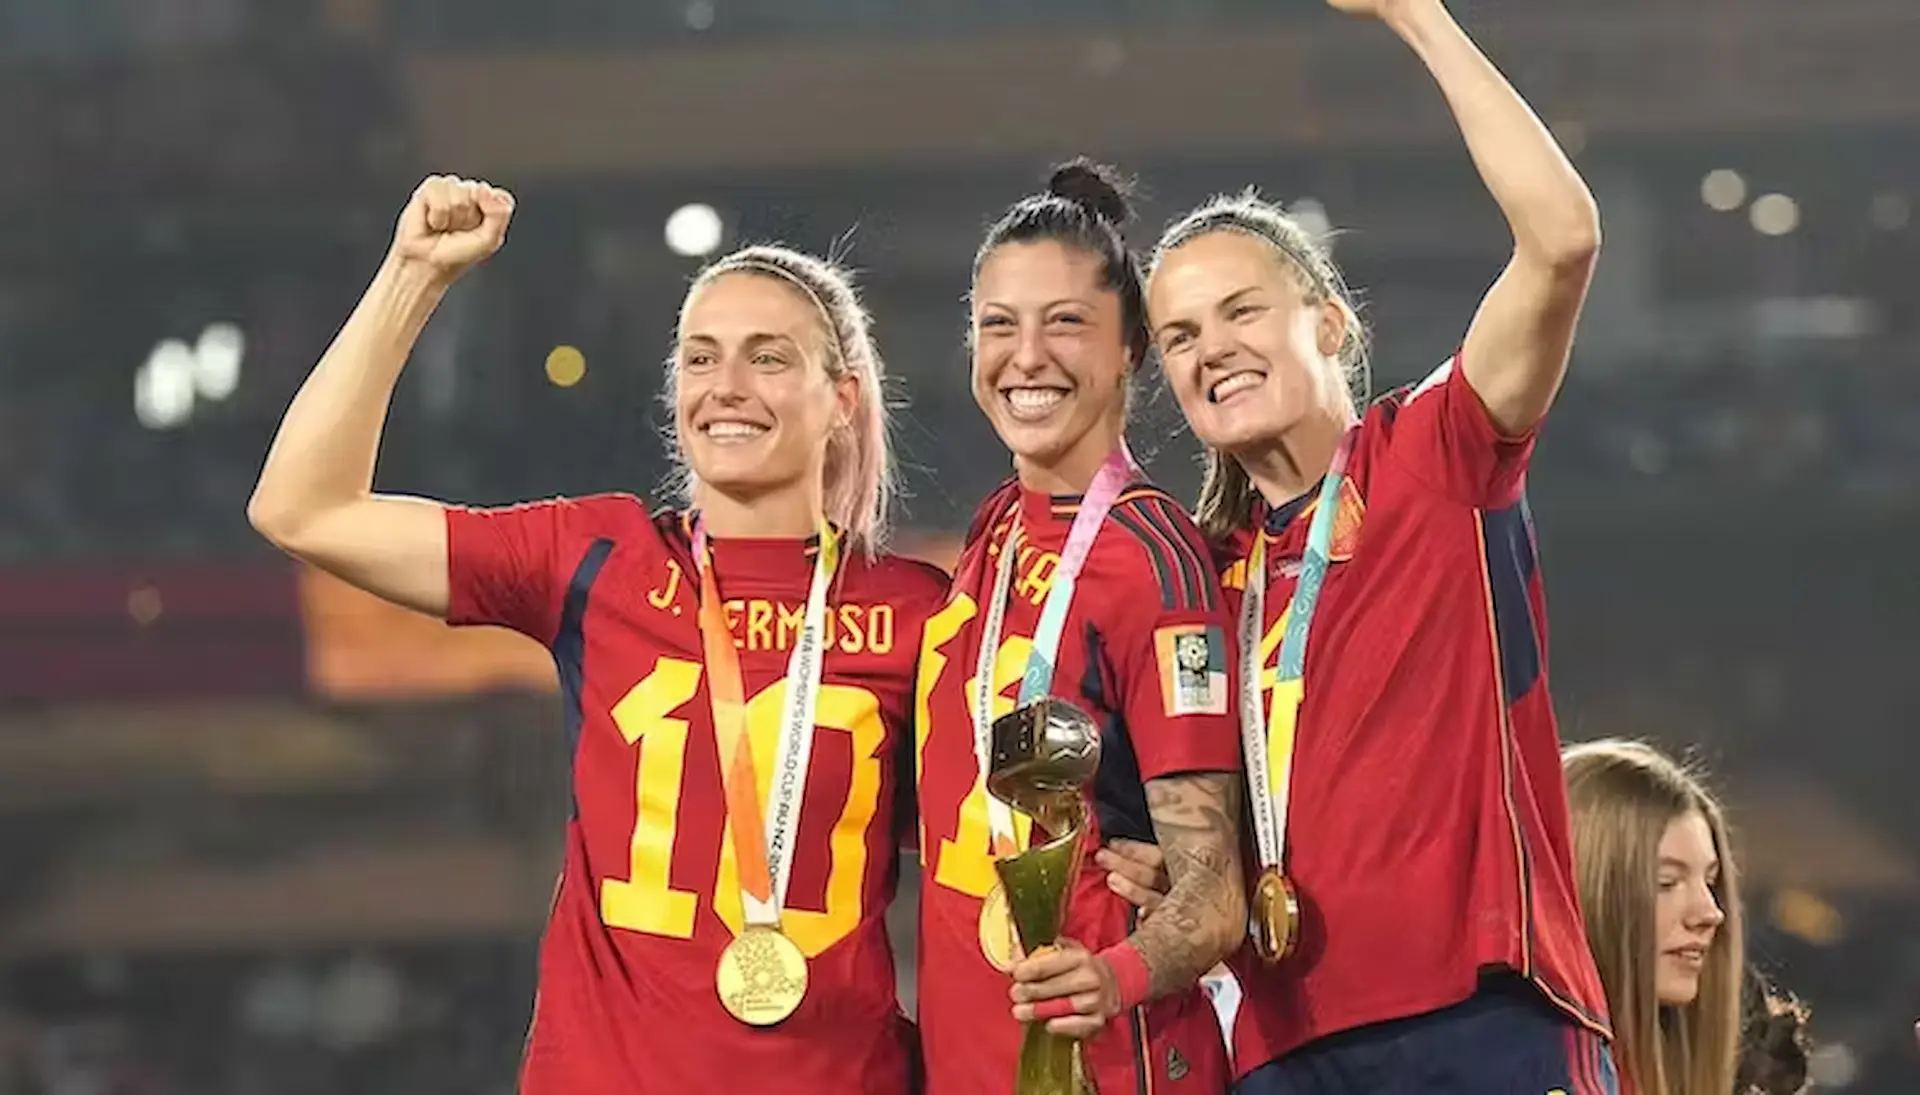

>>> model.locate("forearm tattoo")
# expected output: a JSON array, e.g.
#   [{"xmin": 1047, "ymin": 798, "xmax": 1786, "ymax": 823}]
[{"xmin": 1126, "ymin": 773, "xmax": 1247, "ymax": 1001}]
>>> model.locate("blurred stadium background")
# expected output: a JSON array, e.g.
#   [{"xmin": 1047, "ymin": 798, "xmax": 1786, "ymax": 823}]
[{"xmin": 0, "ymin": 0, "xmax": 1916, "ymax": 1091}]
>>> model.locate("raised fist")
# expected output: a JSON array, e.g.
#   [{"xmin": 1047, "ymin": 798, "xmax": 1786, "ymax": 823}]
[{"xmin": 391, "ymin": 175, "xmax": 515, "ymax": 281}]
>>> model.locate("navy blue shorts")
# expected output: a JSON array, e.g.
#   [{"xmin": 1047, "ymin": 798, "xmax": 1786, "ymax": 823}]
[{"xmin": 1234, "ymin": 977, "xmax": 1618, "ymax": 1095}]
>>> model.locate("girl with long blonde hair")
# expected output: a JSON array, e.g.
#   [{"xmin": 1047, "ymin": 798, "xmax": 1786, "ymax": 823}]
[{"xmin": 1564, "ymin": 740, "xmax": 1746, "ymax": 1095}]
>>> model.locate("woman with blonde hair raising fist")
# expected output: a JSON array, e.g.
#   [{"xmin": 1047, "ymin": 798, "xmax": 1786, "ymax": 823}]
[{"xmin": 250, "ymin": 176, "xmax": 946, "ymax": 1093}]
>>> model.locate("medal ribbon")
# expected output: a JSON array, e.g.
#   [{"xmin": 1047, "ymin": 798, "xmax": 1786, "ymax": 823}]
[
  {"xmin": 693, "ymin": 516, "xmax": 841, "ymax": 929},
  {"xmin": 1237, "ymin": 429, "xmax": 1357, "ymax": 875},
  {"xmin": 971, "ymin": 449, "xmax": 1134, "ymax": 856}
]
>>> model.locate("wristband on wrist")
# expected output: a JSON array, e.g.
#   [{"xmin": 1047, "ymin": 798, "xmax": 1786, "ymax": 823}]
[{"xmin": 1097, "ymin": 941, "xmax": 1153, "ymax": 1012}]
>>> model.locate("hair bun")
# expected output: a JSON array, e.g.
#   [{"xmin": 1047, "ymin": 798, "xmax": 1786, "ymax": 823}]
[
  {"xmin": 1737, "ymin": 973, "xmax": 1813, "ymax": 1095},
  {"xmin": 1046, "ymin": 158, "xmax": 1134, "ymax": 227}
]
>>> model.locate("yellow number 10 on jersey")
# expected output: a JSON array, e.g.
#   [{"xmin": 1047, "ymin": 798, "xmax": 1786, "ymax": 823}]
[
  {"xmin": 915, "ymin": 594, "xmax": 1034, "ymax": 900},
  {"xmin": 598, "ymin": 655, "xmax": 887, "ymax": 958}
]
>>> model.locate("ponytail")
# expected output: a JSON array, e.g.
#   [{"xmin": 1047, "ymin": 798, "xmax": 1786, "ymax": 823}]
[{"xmin": 1195, "ymin": 447, "xmax": 1261, "ymax": 542}]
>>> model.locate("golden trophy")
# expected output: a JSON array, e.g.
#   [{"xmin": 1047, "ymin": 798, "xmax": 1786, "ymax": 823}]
[{"xmin": 987, "ymin": 696, "xmax": 1104, "ymax": 1095}]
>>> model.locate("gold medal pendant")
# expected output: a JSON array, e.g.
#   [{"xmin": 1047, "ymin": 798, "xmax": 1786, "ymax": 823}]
[
  {"xmin": 716, "ymin": 925, "xmax": 810, "ymax": 1026},
  {"xmin": 978, "ymin": 881, "xmax": 1026, "ymax": 972},
  {"xmin": 1250, "ymin": 867, "xmax": 1302, "ymax": 964}
]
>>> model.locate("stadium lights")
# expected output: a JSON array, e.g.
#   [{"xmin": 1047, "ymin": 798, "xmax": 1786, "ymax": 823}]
[
  {"xmin": 1806, "ymin": 1043, "xmax": 1858, "ymax": 1090},
  {"xmin": 545, "ymin": 345, "xmax": 588, "ymax": 388},
  {"xmin": 134, "ymin": 321, "xmax": 245, "ymax": 430},
  {"xmin": 1700, "ymin": 169, "xmax": 1746, "ymax": 212},
  {"xmin": 1749, "ymin": 193, "xmax": 1800, "ymax": 237},
  {"xmin": 1290, "ymin": 198, "xmax": 1333, "ymax": 245},
  {"xmin": 1869, "ymin": 190, "xmax": 1910, "ymax": 231},
  {"xmin": 1549, "ymin": 120, "xmax": 1587, "ymax": 156},
  {"xmin": 665, "ymin": 203, "xmax": 724, "ymax": 257}
]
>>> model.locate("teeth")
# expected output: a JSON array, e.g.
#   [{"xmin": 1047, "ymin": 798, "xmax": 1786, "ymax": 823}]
[
  {"xmin": 704, "ymin": 421, "xmax": 768, "ymax": 442},
  {"xmin": 1004, "ymin": 388, "xmax": 1067, "ymax": 419},
  {"xmin": 1209, "ymin": 372, "xmax": 1263, "ymax": 402}
]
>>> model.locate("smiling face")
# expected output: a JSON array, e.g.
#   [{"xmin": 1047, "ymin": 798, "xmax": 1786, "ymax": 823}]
[
  {"xmin": 970, "ymin": 239, "xmax": 1132, "ymax": 490},
  {"xmin": 1654, "ymin": 809, "xmax": 1727, "ymax": 1006},
  {"xmin": 673, "ymin": 271, "xmax": 856, "ymax": 509},
  {"xmin": 1148, "ymin": 230, "xmax": 1352, "ymax": 459}
]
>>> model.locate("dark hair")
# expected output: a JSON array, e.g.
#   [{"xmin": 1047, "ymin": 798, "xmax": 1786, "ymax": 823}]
[
  {"xmin": 1150, "ymin": 190, "xmax": 1370, "ymax": 543},
  {"xmin": 1736, "ymin": 969, "xmax": 1812, "ymax": 1095},
  {"xmin": 972, "ymin": 158, "xmax": 1150, "ymax": 367}
]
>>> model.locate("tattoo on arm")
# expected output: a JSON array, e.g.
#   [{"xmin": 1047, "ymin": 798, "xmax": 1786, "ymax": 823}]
[{"xmin": 1125, "ymin": 773, "xmax": 1247, "ymax": 1001}]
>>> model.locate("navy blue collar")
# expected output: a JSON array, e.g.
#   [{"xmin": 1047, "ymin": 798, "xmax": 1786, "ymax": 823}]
[{"xmin": 1260, "ymin": 480, "xmax": 1323, "ymax": 536}]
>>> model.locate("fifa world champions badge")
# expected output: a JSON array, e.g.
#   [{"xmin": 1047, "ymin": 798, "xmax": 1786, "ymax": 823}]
[{"xmin": 1155, "ymin": 624, "xmax": 1229, "ymax": 717}]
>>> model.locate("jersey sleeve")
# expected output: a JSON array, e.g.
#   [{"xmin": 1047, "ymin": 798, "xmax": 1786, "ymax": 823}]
[
  {"xmin": 444, "ymin": 495, "xmax": 619, "ymax": 645},
  {"xmin": 1380, "ymin": 353, "xmax": 1535, "ymax": 510},
  {"xmin": 1104, "ymin": 493, "xmax": 1245, "ymax": 781}
]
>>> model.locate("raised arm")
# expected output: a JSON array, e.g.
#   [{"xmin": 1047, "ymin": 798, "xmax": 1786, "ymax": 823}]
[
  {"xmin": 1349, "ymin": 0, "xmax": 1600, "ymax": 435},
  {"xmin": 247, "ymin": 176, "xmax": 513, "ymax": 617}
]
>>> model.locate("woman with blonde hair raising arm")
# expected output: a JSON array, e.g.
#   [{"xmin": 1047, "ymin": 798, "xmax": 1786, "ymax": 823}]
[
  {"xmin": 1140, "ymin": 0, "xmax": 1613, "ymax": 1090},
  {"xmin": 251, "ymin": 177, "xmax": 946, "ymax": 1093}
]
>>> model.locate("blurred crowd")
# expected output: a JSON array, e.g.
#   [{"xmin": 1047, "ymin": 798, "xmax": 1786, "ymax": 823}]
[{"xmin": 0, "ymin": 946, "xmax": 530, "ymax": 1095}]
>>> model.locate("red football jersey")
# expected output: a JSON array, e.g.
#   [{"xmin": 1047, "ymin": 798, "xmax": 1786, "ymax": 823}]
[
  {"xmin": 915, "ymin": 479, "xmax": 1243, "ymax": 1095},
  {"xmin": 444, "ymin": 496, "xmax": 947, "ymax": 1095},
  {"xmin": 1215, "ymin": 358, "xmax": 1611, "ymax": 1074}
]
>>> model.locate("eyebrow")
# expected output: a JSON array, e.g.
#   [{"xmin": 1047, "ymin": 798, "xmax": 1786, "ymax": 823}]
[
  {"xmin": 1151, "ymin": 286, "xmax": 1263, "ymax": 339},
  {"xmin": 679, "ymin": 331, "xmax": 800, "ymax": 348},
  {"xmin": 1219, "ymin": 286, "xmax": 1264, "ymax": 311},
  {"xmin": 1658, "ymin": 856, "xmax": 1721, "ymax": 872},
  {"xmin": 978, "ymin": 297, "xmax": 1095, "ymax": 314}
]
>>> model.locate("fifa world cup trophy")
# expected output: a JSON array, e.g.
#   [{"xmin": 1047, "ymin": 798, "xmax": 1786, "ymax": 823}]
[{"xmin": 987, "ymin": 696, "xmax": 1104, "ymax": 1095}]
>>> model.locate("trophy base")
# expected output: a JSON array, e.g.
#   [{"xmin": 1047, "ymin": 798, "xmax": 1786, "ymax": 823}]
[{"xmin": 1017, "ymin": 1021, "xmax": 1096, "ymax": 1095}]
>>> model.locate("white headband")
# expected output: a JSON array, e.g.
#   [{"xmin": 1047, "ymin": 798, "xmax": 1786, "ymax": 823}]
[{"xmin": 705, "ymin": 257, "xmax": 848, "ymax": 368}]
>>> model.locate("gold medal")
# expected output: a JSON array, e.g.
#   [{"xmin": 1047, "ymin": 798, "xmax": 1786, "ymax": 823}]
[
  {"xmin": 1250, "ymin": 866, "xmax": 1302, "ymax": 964},
  {"xmin": 715, "ymin": 925, "xmax": 809, "ymax": 1026},
  {"xmin": 978, "ymin": 881, "xmax": 1027, "ymax": 972}
]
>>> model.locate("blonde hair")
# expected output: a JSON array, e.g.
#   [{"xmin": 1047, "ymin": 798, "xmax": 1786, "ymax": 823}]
[
  {"xmin": 1148, "ymin": 191, "xmax": 1370, "ymax": 543},
  {"xmin": 1562, "ymin": 740, "xmax": 1744, "ymax": 1095},
  {"xmin": 666, "ymin": 245, "xmax": 894, "ymax": 553}
]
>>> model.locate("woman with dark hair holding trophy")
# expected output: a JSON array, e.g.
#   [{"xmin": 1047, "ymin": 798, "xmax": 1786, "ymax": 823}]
[{"xmin": 913, "ymin": 162, "xmax": 1248, "ymax": 1094}]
